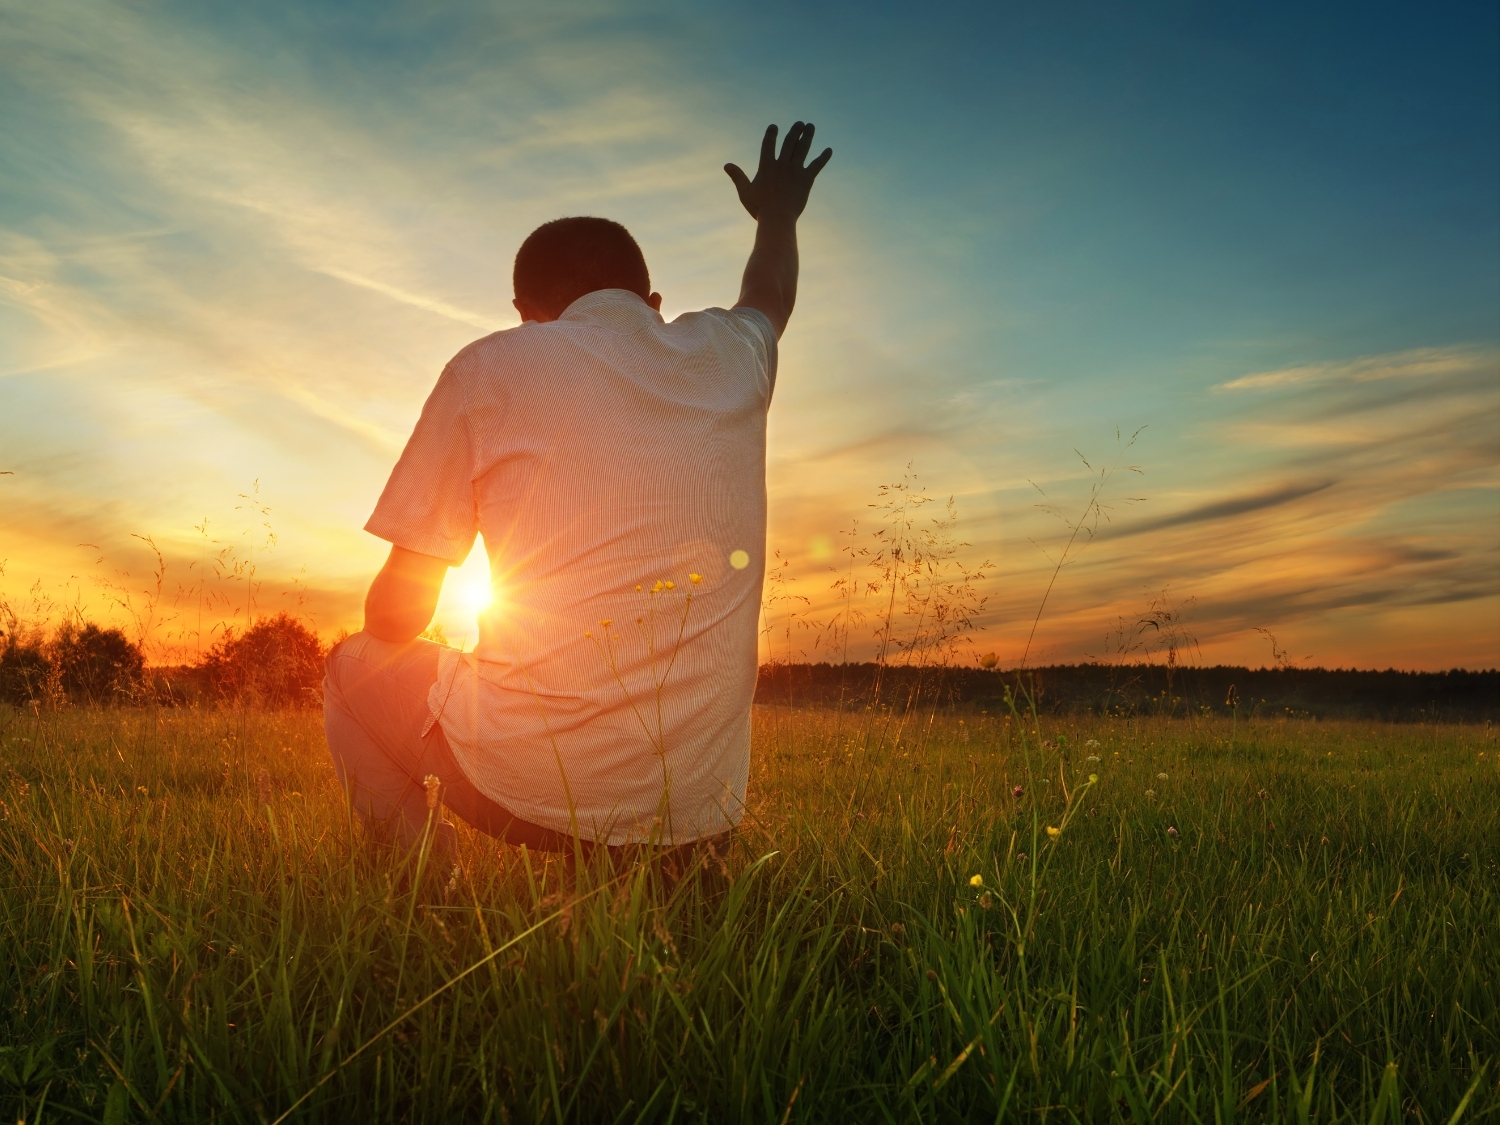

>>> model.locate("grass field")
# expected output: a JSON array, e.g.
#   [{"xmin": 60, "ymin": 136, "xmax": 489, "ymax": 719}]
[{"xmin": 0, "ymin": 701, "xmax": 1496, "ymax": 1122}]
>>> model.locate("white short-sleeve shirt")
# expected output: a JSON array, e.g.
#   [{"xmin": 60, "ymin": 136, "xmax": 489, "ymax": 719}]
[{"xmin": 365, "ymin": 289, "xmax": 776, "ymax": 845}]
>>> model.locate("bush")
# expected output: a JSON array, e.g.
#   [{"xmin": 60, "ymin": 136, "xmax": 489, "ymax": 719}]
[
  {"xmin": 202, "ymin": 613, "xmax": 325, "ymax": 708},
  {"xmin": 0, "ymin": 622, "xmax": 144, "ymax": 706},
  {"xmin": 53, "ymin": 623, "xmax": 146, "ymax": 704},
  {"xmin": 0, "ymin": 630, "xmax": 56, "ymax": 705}
]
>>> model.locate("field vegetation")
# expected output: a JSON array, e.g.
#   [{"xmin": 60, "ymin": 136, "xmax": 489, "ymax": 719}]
[
  {"xmin": 1, "ymin": 701, "xmax": 1495, "ymax": 1122},
  {"xmin": 2, "ymin": 469, "xmax": 1496, "ymax": 1120}
]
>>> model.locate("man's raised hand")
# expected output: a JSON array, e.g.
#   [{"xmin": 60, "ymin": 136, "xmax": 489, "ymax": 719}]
[{"xmin": 725, "ymin": 122, "xmax": 833, "ymax": 222}]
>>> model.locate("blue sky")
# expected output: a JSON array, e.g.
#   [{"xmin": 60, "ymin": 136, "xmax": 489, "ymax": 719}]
[{"xmin": 1, "ymin": 0, "xmax": 1496, "ymax": 667}]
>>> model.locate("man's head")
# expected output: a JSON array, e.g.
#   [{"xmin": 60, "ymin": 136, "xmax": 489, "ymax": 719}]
[{"xmin": 512, "ymin": 216, "xmax": 662, "ymax": 323}]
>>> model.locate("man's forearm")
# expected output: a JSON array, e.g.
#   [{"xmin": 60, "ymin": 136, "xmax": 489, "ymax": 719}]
[
  {"xmin": 363, "ymin": 545, "xmax": 449, "ymax": 644},
  {"xmin": 363, "ymin": 584, "xmax": 433, "ymax": 644},
  {"xmin": 724, "ymin": 121, "xmax": 829, "ymax": 336},
  {"xmin": 735, "ymin": 213, "xmax": 799, "ymax": 338}
]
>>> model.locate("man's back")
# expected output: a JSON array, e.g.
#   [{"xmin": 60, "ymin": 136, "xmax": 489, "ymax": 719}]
[
  {"xmin": 328, "ymin": 123, "xmax": 830, "ymax": 853},
  {"xmin": 366, "ymin": 289, "xmax": 777, "ymax": 844}
]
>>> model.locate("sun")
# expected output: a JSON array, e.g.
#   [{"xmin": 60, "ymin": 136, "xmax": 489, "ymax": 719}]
[
  {"xmin": 451, "ymin": 550, "xmax": 494, "ymax": 617},
  {"xmin": 433, "ymin": 541, "xmax": 496, "ymax": 647}
]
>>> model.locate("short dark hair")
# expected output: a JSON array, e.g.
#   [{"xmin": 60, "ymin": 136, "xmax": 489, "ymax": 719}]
[{"xmin": 513, "ymin": 216, "xmax": 650, "ymax": 317}]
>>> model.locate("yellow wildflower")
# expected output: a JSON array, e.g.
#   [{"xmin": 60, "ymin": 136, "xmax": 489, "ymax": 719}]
[
  {"xmin": 600, "ymin": 619, "xmax": 612, "ymax": 628},
  {"xmin": 689, "ymin": 573, "xmax": 703, "ymax": 584},
  {"xmin": 968, "ymin": 873, "xmax": 984, "ymax": 887},
  {"xmin": 664, "ymin": 580, "xmax": 676, "ymax": 590},
  {"xmin": 1089, "ymin": 774, "xmax": 1098, "ymax": 783},
  {"xmin": 1046, "ymin": 825, "xmax": 1061, "ymax": 838},
  {"xmin": 651, "ymin": 580, "xmax": 664, "ymax": 593}
]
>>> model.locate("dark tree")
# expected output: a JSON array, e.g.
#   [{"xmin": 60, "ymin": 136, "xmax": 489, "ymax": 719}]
[
  {"xmin": 52, "ymin": 623, "xmax": 145, "ymax": 704},
  {"xmin": 202, "ymin": 614, "xmax": 325, "ymax": 708},
  {"xmin": 0, "ymin": 631, "xmax": 54, "ymax": 705}
]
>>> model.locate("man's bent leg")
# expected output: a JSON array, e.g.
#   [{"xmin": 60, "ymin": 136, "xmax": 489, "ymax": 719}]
[
  {"xmin": 323, "ymin": 632, "xmax": 578, "ymax": 853},
  {"xmin": 323, "ymin": 632, "xmax": 458, "ymax": 850}
]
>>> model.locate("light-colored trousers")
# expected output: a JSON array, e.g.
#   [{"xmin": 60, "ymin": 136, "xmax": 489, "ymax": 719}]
[{"xmin": 322, "ymin": 632, "xmax": 572, "ymax": 852}]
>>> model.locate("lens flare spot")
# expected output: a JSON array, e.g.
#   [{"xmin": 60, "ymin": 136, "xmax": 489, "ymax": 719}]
[{"xmin": 729, "ymin": 549, "xmax": 750, "ymax": 570}]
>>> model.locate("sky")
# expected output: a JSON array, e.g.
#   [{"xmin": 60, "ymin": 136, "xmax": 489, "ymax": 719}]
[{"xmin": 1, "ymin": 0, "xmax": 1497, "ymax": 670}]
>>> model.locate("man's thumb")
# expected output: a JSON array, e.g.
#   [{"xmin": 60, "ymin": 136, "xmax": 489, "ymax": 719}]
[{"xmin": 724, "ymin": 163, "xmax": 751, "ymax": 194}]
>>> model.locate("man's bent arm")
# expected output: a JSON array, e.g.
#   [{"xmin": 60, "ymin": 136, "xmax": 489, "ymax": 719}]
[
  {"xmin": 726, "ymin": 122, "xmax": 832, "ymax": 338},
  {"xmin": 364, "ymin": 545, "xmax": 450, "ymax": 644}
]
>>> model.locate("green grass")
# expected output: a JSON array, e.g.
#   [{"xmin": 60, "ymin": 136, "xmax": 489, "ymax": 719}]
[{"xmin": 0, "ymin": 702, "xmax": 1496, "ymax": 1122}]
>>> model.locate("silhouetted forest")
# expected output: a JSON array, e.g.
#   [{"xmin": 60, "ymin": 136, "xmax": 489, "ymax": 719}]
[{"xmin": 753, "ymin": 662, "xmax": 1500, "ymax": 723}]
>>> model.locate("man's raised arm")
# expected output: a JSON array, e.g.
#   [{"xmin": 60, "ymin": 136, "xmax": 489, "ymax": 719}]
[{"xmin": 725, "ymin": 122, "xmax": 832, "ymax": 339}]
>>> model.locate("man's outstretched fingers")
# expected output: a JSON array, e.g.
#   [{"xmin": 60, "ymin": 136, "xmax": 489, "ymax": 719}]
[
  {"xmin": 780, "ymin": 121, "xmax": 805, "ymax": 163},
  {"xmin": 796, "ymin": 123, "xmax": 816, "ymax": 163},
  {"xmin": 808, "ymin": 147, "xmax": 833, "ymax": 177}
]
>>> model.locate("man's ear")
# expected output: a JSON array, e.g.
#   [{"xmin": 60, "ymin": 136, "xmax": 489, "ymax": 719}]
[{"xmin": 647, "ymin": 292, "xmax": 663, "ymax": 313}]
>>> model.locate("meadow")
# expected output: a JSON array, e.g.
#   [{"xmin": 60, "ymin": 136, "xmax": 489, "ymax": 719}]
[{"xmin": 0, "ymin": 701, "xmax": 1496, "ymax": 1123}]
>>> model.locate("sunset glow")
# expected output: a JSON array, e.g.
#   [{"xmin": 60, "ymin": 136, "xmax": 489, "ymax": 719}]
[
  {"xmin": 0, "ymin": 2, "xmax": 1495, "ymax": 669},
  {"xmin": 433, "ymin": 544, "xmax": 496, "ymax": 650}
]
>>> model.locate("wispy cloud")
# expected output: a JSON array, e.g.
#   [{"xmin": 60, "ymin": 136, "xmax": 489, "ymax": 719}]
[
  {"xmin": 1100, "ymin": 479, "xmax": 1337, "ymax": 539},
  {"xmin": 1215, "ymin": 345, "xmax": 1497, "ymax": 391},
  {"xmin": 314, "ymin": 267, "xmax": 497, "ymax": 331}
]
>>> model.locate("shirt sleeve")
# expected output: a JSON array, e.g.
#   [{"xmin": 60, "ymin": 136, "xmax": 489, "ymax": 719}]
[
  {"xmin": 723, "ymin": 305, "xmax": 780, "ymax": 404},
  {"xmin": 364, "ymin": 365, "xmax": 478, "ymax": 565}
]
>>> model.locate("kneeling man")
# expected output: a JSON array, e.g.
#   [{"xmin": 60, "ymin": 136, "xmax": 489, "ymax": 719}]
[{"xmin": 323, "ymin": 123, "xmax": 832, "ymax": 857}]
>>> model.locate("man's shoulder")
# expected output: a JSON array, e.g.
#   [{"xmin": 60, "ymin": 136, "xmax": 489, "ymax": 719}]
[
  {"xmin": 668, "ymin": 305, "xmax": 777, "ymax": 355},
  {"xmin": 444, "ymin": 322, "xmax": 549, "ymax": 379},
  {"xmin": 672, "ymin": 304, "xmax": 773, "ymax": 332}
]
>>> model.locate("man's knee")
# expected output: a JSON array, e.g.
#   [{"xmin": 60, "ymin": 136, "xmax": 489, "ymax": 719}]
[
  {"xmin": 323, "ymin": 630, "xmax": 385, "ymax": 704},
  {"xmin": 323, "ymin": 631, "xmax": 358, "ymax": 709}
]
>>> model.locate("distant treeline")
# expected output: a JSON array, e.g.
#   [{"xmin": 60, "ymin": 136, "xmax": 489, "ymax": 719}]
[
  {"xmin": 0, "ymin": 613, "xmax": 326, "ymax": 708},
  {"xmin": 753, "ymin": 662, "xmax": 1500, "ymax": 723}
]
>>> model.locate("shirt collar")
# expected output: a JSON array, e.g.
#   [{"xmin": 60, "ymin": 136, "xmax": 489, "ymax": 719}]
[{"xmin": 555, "ymin": 288, "xmax": 661, "ymax": 329}]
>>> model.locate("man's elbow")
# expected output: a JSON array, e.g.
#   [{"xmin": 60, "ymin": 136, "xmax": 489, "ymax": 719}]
[
  {"xmin": 362, "ymin": 592, "xmax": 432, "ymax": 645},
  {"xmin": 363, "ymin": 613, "xmax": 426, "ymax": 645}
]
